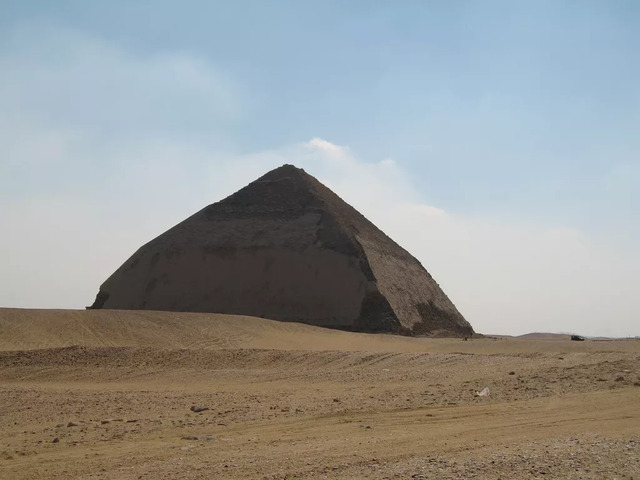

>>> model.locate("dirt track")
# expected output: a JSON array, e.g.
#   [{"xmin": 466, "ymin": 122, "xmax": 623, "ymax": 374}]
[{"xmin": 1, "ymin": 309, "xmax": 639, "ymax": 479}]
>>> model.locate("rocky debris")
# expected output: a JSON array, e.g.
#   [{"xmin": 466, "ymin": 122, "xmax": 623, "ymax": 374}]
[
  {"xmin": 66, "ymin": 422, "xmax": 78, "ymax": 427},
  {"xmin": 332, "ymin": 436, "xmax": 640, "ymax": 479},
  {"xmin": 51, "ymin": 437, "xmax": 59, "ymax": 443}
]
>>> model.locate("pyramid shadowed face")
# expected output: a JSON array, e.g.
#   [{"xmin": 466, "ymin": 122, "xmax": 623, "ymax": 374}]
[{"xmin": 90, "ymin": 165, "xmax": 473, "ymax": 337}]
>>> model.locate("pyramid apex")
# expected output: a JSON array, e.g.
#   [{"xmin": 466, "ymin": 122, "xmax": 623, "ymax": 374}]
[
  {"xmin": 260, "ymin": 164, "xmax": 307, "ymax": 179},
  {"xmin": 278, "ymin": 163, "xmax": 302, "ymax": 170}
]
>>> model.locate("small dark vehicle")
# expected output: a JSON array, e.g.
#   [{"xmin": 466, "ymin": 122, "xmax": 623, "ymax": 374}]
[{"xmin": 571, "ymin": 335, "xmax": 585, "ymax": 341}]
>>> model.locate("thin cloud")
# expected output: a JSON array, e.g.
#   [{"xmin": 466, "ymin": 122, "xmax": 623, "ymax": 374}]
[{"xmin": 0, "ymin": 25, "xmax": 241, "ymax": 139}]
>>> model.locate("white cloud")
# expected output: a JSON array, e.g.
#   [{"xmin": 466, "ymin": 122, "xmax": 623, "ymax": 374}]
[{"xmin": 306, "ymin": 137, "xmax": 348, "ymax": 158}]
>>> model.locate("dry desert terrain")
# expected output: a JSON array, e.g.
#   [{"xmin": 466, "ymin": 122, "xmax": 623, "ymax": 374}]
[{"xmin": 1, "ymin": 308, "xmax": 639, "ymax": 479}]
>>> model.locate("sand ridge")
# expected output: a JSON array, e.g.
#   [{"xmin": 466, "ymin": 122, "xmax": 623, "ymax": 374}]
[{"xmin": 1, "ymin": 308, "xmax": 636, "ymax": 354}]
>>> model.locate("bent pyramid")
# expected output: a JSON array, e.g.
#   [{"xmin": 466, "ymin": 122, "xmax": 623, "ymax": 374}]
[{"xmin": 90, "ymin": 164, "xmax": 473, "ymax": 336}]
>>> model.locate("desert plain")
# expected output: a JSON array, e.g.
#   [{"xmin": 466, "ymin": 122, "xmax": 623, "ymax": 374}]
[{"xmin": 1, "ymin": 308, "xmax": 639, "ymax": 479}]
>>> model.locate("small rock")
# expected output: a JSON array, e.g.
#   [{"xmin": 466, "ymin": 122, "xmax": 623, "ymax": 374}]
[
  {"xmin": 190, "ymin": 406, "xmax": 209, "ymax": 413},
  {"xmin": 615, "ymin": 376, "xmax": 625, "ymax": 382},
  {"xmin": 100, "ymin": 420, "xmax": 110, "ymax": 425},
  {"xmin": 633, "ymin": 382, "xmax": 640, "ymax": 387},
  {"xmin": 508, "ymin": 371, "xmax": 515, "ymax": 375},
  {"xmin": 67, "ymin": 422, "xmax": 78, "ymax": 427},
  {"xmin": 52, "ymin": 437, "xmax": 59, "ymax": 443},
  {"xmin": 126, "ymin": 419, "xmax": 138, "ymax": 423},
  {"xmin": 475, "ymin": 387, "xmax": 490, "ymax": 397},
  {"xmin": 333, "ymin": 398, "xmax": 341, "ymax": 403},
  {"xmin": 180, "ymin": 434, "xmax": 214, "ymax": 441}
]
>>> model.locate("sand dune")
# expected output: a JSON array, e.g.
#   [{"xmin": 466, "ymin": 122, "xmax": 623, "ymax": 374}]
[
  {"xmin": 2, "ymin": 308, "xmax": 636, "ymax": 354},
  {"xmin": 0, "ymin": 307, "xmax": 433, "ymax": 352}
]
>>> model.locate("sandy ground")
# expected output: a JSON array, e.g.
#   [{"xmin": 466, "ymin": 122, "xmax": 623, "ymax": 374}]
[{"xmin": 1, "ymin": 308, "xmax": 639, "ymax": 479}]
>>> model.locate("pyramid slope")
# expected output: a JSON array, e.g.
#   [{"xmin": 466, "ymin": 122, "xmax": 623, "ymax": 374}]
[{"xmin": 91, "ymin": 165, "xmax": 473, "ymax": 336}]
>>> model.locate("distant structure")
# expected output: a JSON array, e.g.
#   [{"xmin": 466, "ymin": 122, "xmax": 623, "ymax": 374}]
[{"xmin": 90, "ymin": 164, "xmax": 474, "ymax": 336}]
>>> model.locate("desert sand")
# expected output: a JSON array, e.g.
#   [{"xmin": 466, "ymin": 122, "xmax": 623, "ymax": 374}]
[{"xmin": 1, "ymin": 308, "xmax": 639, "ymax": 479}]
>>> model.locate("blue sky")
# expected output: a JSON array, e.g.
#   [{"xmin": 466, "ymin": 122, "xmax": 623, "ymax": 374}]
[{"xmin": 1, "ymin": 1, "xmax": 638, "ymax": 335}]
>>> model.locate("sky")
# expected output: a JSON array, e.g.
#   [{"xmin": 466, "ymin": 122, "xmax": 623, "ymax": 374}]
[{"xmin": 1, "ymin": 1, "xmax": 638, "ymax": 336}]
